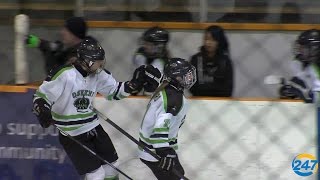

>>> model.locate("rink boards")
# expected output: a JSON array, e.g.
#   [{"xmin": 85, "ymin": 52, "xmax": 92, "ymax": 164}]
[{"xmin": 0, "ymin": 88, "xmax": 317, "ymax": 180}]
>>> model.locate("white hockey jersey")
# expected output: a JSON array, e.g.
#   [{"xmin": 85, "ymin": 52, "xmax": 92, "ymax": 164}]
[
  {"xmin": 138, "ymin": 86, "xmax": 188, "ymax": 162},
  {"xmin": 33, "ymin": 65, "xmax": 130, "ymax": 136},
  {"xmin": 290, "ymin": 60, "xmax": 320, "ymax": 103},
  {"xmin": 133, "ymin": 53, "xmax": 165, "ymax": 72}
]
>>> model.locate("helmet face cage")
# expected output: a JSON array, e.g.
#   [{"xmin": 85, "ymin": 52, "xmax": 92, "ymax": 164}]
[
  {"xmin": 294, "ymin": 30, "xmax": 320, "ymax": 63},
  {"xmin": 180, "ymin": 65, "xmax": 197, "ymax": 89},
  {"xmin": 294, "ymin": 41, "xmax": 320, "ymax": 63},
  {"xmin": 164, "ymin": 58, "xmax": 197, "ymax": 90},
  {"xmin": 77, "ymin": 38, "xmax": 106, "ymax": 74},
  {"xmin": 95, "ymin": 59, "xmax": 105, "ymax": 74},
  {"xmin": 142, "ymin": 27, "xmax": 169, "ymax": 58},
  {"xmin": 79, "ymin": 56, "xmax": 106, "ymax": 74},
  {"xmin": 149, "ymin": 42, "xmax": 166, "ymax": 58}
]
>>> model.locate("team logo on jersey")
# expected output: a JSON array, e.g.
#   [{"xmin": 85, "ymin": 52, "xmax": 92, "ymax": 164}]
[
  {"xmin": 72, "ymin": 90, "xmax": 95, "ymax": 98},
  {"xmin": 72, "ymin": 90, "xmax": 94, "ymax": 112},
  {"xmin": 74, "ymin": 96, "xmax": 90, "ymax": 112}
]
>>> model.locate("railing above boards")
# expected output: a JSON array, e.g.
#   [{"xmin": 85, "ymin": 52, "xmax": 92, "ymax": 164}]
[
  {"xmin": 25, "ymin": 20, "xmax": 320, "ymax": 31},
  {"xmin": 1, "ymin": 1, "xmax": 320, "ymax": 24}
]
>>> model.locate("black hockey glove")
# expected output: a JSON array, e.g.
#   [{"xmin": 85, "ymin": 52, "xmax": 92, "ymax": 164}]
[
  {"xmin": 156, "ymin": 147, "xmax": 177, "ymax": 171},
  {"xmin": 32, "ymin": 98, "xmax": 54, "ymax": 128},
  {"xmin": 287, "ymin": 77, "xmax": 314, "ymax": 103},
  {"xmin": 144, "ymin": 65, "xmax": 162, "ymax": 93},
  {"xmin": 125, "ymin": 65, "xmax": 146, "ymax": 94},
  {"xmin": 279, "ymin": 85, "xmax": 298, "ymax": 99}
]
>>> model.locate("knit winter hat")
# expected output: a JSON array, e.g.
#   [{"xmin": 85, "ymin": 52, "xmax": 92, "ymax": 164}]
[{"xmin": 64, "ymin": 17, "xmax": 87, "ymax": 39}]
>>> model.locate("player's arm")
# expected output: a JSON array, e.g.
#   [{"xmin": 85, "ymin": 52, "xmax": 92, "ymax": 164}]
[
  {"xmin": 152, "ymin": 112, "xmax": 176, "ymax": 171},
  {"xmin": 33, "ymin": 66, "xmax": 69, "ymax": 127},
  {"xmin": 97, "ymin": 69, "xmax": 141, "ymax": 100},
  {"xmin": 311, "ymin": 70, "xmax": 320, "ymax": 104},
  {"xmin": 98, "ymin": 65, "xmax": 161, "ymax": 100},
  {"xmin": 153, "ymin": 90, "xmax": 182, "ymax": 171},
  {"xmin": 26, "ymin": 35, "xmax": 64, "ymax": 72},
  {"xmin": 25, "ymin": 35, "xmax": 63, "ymax": 53},
  {"xmin": 283, "ymin": 76, "xmax": 313, "ymax": 103}
]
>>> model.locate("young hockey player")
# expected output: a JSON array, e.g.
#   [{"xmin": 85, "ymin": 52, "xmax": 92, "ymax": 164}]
[
  {"xmin": 133, "ymin": 26, "xmax": 170, "ymax": 72},
  {"xmin": 32, "ymin": 37, "xmax": 160, "ymax": 180},
  {"xmin": 138, "ymin": 58, "xmax": 197, "ymax": 180},
  {"xmin": 279, "ymin": 29, "xmax": 320, "ymax": 103},
  {"xmin": 132, "ymin": 26, "xmax": 170, "ymax": 95}
]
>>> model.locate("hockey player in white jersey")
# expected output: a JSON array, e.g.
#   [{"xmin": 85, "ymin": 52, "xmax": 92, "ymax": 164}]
[
  {"xmin": 279, "ymin": 29, "xmax": 320, "ymax": 103},
  {"xmin": 138, "ymin": 58, "xmax": 197, "ymax": 180},
  {"xmin": 32, "ymin": 37, "xmax": 160, "ymax": 180},
  {"xmin": 132, "ymin": 27, "xmax": 170, "ymax": 96}
]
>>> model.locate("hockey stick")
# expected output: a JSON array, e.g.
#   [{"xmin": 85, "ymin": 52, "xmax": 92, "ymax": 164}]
[
  {"xmin": 54, "ymin": 126, "xmax": 133, "ymax": 180},
  {"xmin": 93, "ymin": 108, "xmax": 190, "ymax": 180}
]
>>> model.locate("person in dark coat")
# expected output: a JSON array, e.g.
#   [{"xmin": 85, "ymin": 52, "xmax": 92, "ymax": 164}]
[
  {"xmin": 189, "ymin": 25, "xmax": 233, "ymax": 97},
  {"xmin": 26, "ymin": 17, "xmax": 88, "ymax": 74}
]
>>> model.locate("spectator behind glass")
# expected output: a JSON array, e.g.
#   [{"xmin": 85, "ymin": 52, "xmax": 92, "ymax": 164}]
[
  {"xmin": 216, "ymin": 0, "xmax": 268, "ymax": 23},
  {"xmin": 132, "ymin": 26, "xmax": 170, "ymax": 95},
  {"xmin": 134, "ymin": 0, "xmax": 193, "ymax": 22},
  {"xmin": 279, "ymin": 2, "xmax": 301, "ymax": 24},
  {"xmin": 189, "ymin": 25, "xmax": 233, "ymax": 97},
  {"xmin": 25, "ymin": 17, "xmax": 88, "ymax": 74}
]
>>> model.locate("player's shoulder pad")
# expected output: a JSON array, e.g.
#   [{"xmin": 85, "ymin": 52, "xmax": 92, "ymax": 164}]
[
  {"xmin": 163, "ymin": 88, "xmax": 183, "ymax": 116},
  {"xmin": 45, "ymin": 65, "xmax": 73, "ymax": 81}
]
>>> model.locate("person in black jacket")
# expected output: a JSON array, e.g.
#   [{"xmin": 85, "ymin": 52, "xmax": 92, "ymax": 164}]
[
  {"xmin": 189, "ymin": 25, "xmax": 233, "ymax": 97},
  {"xmin": 26, "ymin": 17, "xmax": 88, "ymax": 74}
]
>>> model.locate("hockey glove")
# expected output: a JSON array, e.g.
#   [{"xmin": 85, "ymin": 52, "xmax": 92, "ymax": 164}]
[
  {"xmin": 279, "ymin": 85, "xmax": 299, "ymax": 99},
  {"xmin": 32, "ymin": 98, "xmax": 54, "ymax": 128},
  {"xmin": 144, "ymin": 65, "xmax": 162, "ymax": 93},
  {"xmin": 25, "ymin": 35, "xmax": 41, "ymax": 48},
  {"xmin": 287, "ymin": 77, "xmax": 314, "ymax": 103},
  {"xmin": 125, "ymin": 65, "xmax": 146, "ymax": 94},
  {"xmin": 156, "ymin": 147, "xmax": 177, "ymax": 171}
]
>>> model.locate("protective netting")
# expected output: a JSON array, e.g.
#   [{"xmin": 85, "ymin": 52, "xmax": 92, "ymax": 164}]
[{"xmin": 0, "ymin": 0, "xmax": 318, "ymax": 180}]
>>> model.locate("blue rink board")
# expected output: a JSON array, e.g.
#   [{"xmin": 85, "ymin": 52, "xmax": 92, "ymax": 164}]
[{"xmin": 0, "ymin": 89, "xmax": 80, "ymax": 180}]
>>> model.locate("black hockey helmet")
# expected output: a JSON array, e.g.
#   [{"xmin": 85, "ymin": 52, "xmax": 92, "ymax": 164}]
[
  {"xmin": 143, "ymin": 26, "xmax": 169, "ymax": 43},
  {"xmin": 76, "ymin": 37, "xmax": 105, "ymax": 73},
  {"xmin": 163, "ymin": 58, "xmax": 197, "ymax": 90},
  {"xmin": 294, "ymin": 29, "xmax": 320, "ymax": 64},
  {"xmin": 142, "ymin": 26, "xmax": 169, "ymax": 58}
]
